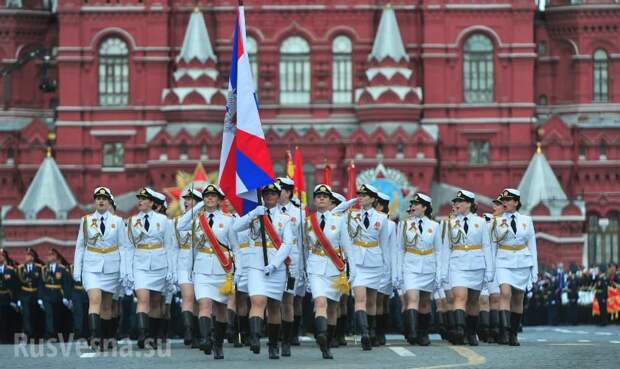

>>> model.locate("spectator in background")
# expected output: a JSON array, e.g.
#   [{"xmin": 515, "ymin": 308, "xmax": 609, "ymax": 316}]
[{"xmin": 566, "ymin": 272, "xmax": 579, "ymax": 325}]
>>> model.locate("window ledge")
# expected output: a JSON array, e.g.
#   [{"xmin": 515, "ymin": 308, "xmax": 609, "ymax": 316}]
[{"xmin": 101, "ymin": 167, "xmax": 125, "ymax": 172}]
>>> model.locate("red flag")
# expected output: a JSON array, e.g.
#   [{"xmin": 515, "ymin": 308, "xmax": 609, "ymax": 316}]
[
  {"xmin": 346, "ymin": 160, "xmax": 356, "ymax": 200},
  {"xmin": 323, "ymin": 164, "xmax": 332, "ymax": 186},
  {"xmin": 293, "ymin": 147, "xmax": 308, "ymax": 214}
]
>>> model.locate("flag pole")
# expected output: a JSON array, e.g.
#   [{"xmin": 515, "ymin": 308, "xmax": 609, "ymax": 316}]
[{"xmin": 256, "ymin": 189, "xmax": 269, "ymax": 267}]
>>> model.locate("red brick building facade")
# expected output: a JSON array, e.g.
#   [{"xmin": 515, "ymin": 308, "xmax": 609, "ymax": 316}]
[{"xmin": 0, "ymin": 0, "xmax": 619, "ymax": 270}]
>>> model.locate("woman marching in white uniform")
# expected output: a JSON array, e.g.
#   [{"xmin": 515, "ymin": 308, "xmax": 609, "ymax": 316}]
[
  {"xmin": 73, "ymin": 187, "xmax": 129, "ymax": 350},
  {"xmin": 127, "ymin": 187, "xmax": 176, "ymax": 349},
  {"xmin": 492, "ymin": 188, "xmax": 537, "ymax": 346},
  {"xmin": 177, "ymin": 184, "xmax": 238, "ymax": 359},
  {"xmin": 394, "ymin": 193, "xmax": 442, "ymax": 346},
  {"xmin": 275, "ymin": 177, "xmax": 305, "ymax": 354},
  {"xmin": 233, "ymin": 182, "xmax": 294, "ymax": 359},
  {"xmin": 347, "ymin": 184, "xmax": 390, "ymax": 351},
  {"xmin": 479, "ymin": 196, "xmax": 504, "ymax": 343},
  {"xmin": 306, "ymin": 184, "xmax": 355, "ymax": 359},
  {"xmin": 375, "ymin": 192, "xmax": 395, "ymax": 346},
  {"xmin": 440, "ymin": 190, "xmax": 495, "ymax": 346},
  {"xmin": 176, "ymin": 188, "xmax": 202, "ymax": 347}
]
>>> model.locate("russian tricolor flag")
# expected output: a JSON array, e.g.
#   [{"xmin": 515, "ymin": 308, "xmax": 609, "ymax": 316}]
[{"xmin": 219, "ymin": 5, "xmax": 275, "ymax": 215}]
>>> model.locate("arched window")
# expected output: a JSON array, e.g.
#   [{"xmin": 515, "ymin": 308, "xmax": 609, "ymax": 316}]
[
  {"xmin": 279, "ymin": 36, "xmax": 310, "ymax": 105},
  {"xmin": 463, "ymin": 34, "xmax": 494, "ymax": 103},
  {"xmin": 99, "ymin": 37, "xmax": 129, "ymax": 106},
  {"xmin": 588, "ymin": 213, "xmax": 620, "ymax": 266},
  {"xmin": 247, "ymin": 36, "xmax": 258, "ymax": 90},
  {"xmin": 600, "ymin": 140, "xmax": 608, "ymax": 160},
  {"xmin": 593, "ymin": 49, "xmax": 609, "ymax": 103},
  {"xmin": 332, "ymin": 35, "xmax": 352, "ymax": 104}
]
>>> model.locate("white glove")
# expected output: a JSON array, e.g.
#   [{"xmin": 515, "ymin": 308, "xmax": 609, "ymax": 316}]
[
  {"xmin": 73, "ymin": 273, "xmax": 81, "ymax": 283},
  {"xmin": 165, "ymin": 272, "xmax": 176, "ymax": 284},
  {"xmin": 37, "ymin": 299, "xmax": 45, "ymax": 310},
  {"xmin": 344, "ymin": 198, "xmax": 358, "ymax": 209},
  {"xmin": 17, "ymin": 300, "xmax": 22, "ymax": 309},
  {"xmin": 250, "ymin": 206, "xmax": 267, "ymax": 218},
  {"xmin": 174, "ymin": 296, "xmax": 182, "ymax": 305},
  {"xmin": 127, "ymin": 271, "xmax": 135, "ymax": 283},
  {"xmin": 264, "ymin": 264, "xmax": 277, "ymax": 276},
  {"xmin": 62, "ymin": 298, "xmax": 70, "ymax": 307},
  {"xmin": 10, "ymin": 302, "xmax": 18, "ymax": 311}
]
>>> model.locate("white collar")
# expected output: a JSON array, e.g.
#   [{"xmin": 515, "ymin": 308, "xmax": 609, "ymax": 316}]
[
  {"xmin": 139, "ymin": 210, "xmax": 154, "ymax": 218},
  {"xmin": 457, "ymin": 212, "xmax": 471, "ymax": 220},
  {"xmin": 95, "ymin": 210, "xmax": 109, "ymax": 220}
]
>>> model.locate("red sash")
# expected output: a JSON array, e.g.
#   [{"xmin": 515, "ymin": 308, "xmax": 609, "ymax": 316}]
[
  {"xmin": 261, "ymin": 214, "xmax": 291, "ymax": 266},
  {"xmin": 198, "ymin": 213, "xmax": 233, "ymax": 273},
  {"xmin": 309, "ymin": 213, "xmax": 345, "ymax": 271}
]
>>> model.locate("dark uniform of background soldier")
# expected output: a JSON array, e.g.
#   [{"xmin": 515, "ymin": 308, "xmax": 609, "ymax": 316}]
[
  {"xmin": 70, "ymin": 264, "xmax": 89, "ymax": 339},
  {"xmin": 17, "ymin": 248, "xmax": 44, "ymax": 342},
  {"xmin": 40, "ymin": 248, "xmax": 72, "ymax": 340},
  {"xmin": 0, "ymin": 249, "xmax": 18, "ymax": 343}
]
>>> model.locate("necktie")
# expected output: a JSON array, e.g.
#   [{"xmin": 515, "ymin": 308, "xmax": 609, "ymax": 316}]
[
  {"xmin": 281, "ymin": 206, "xmax": 287, "ymax": 213},
  {"xmin": 209, "ymin": 213, "xmax": 214, "ymax": 227},
  {"xmin": 320, "ymin": 214, "xmax": 326, "ymax": 230},
  {"xmin": 418, "ymin": 219, "xmax": 423, "ymax": 234},
  {"xmin": 511, "ymin": 215, "xmax": 517, "ymax": 234},
  {"xmin": 100, "ymin": 216, "xmax": 106, "ymax": 235},
  {"xmin": 144, "ymin": 214, "xmax": 150, "ymax": 231},
  {"xmin": 363, "ymin": 212, "xmax": 370, "ymax": 229},
  {"xmin": 463, "ymin": 217, "xmax": 469, "ymax": 234}
]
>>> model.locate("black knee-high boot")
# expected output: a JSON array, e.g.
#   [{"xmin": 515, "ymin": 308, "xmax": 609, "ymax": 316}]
[
  {"xmin": 290, "ymin": 315, "xmax": 301, "ymax": 346},
  {"xmin": 509, "ymin": 312, "xmax": 521, "ymax": 346},
  {"xmin": 88, "ymin": 314, "xmax": 102, "ymax": 351},
  {"xmin": 136, "ymin": 313, "xmax": 149, "ymax": 349},
  {"xmin": 281, "ymin": 320, "xmax": 293, "ymax": 357},
  {"xmin": 268, "ymin": 323, "xmax": 280, "ymax": 359},
  {"xmin": 465, "ymin": 315, "xmax": 479, "ymax": 346},
  {"xmin": 368, "ymin": 315, "xmax": 379, "ymax": 347},
  {"xmin": 488, "ymin": 310, "xmax": 499, "ymax": 344},
  {"xmin": 192, "ymin": 316, "xmax": 200, "ymax": 348},
  {"xmin": 314, "ymin": 317, "xmax": 332, "ymax": 359},
  {"xmin": 447, "ymin": 311, "xmax": 457, "ymax": 343},
  {"xmin": 498, "ymin": 310, "xmax": 510, "ymax": 345},
  {"xmin": 148, "ymin": 318, "xmax": 160, "ymax": 349},
  {"xmin": 377, "ymin": 314, "xmax": 387, "ymax": 346},
  {"xmin": 248, "ymin": 316, "xmax": 263, "ymax": 354},
  {"xmin": 239, "ymin": 315, "xmax": 249, "ymax": 346},
  {"xmin": 337, "ymin": 315, "xmax": 348, "ymax": 346},
  {"xmin": 198, "ymin": 316, "xmax": 213, "ymax": 355},
  {"xmin": 453, "ymin": 310, "xmax": 466, "ymax": 345},
  {"xmin": 182, "ymin": 311, "xmax": 193, "ymax": 346},
  {"xmin": 355, "ymin": 310, "xmax": 371, "ymax": 351},
  {"xmin": 213, "ymin": 321, "xmax": 226, "ymax": 359},
  {"xmin": 404, "ymin": 309, "xmax": 418, "ymax": 345},
  {"xmin": 417, "ymin": 313, "xmax": 431, "ymax": 346},
  {"xmin": 437, "ymin": 312, "xmax": 447, "ymax": 340},
  {"xmin": 478, "ymin": 311, "xmax": 490, "ymax": 343}
]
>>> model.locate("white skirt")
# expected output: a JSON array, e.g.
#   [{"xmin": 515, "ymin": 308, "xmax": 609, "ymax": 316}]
[
  {"xmin": 404, "ymin": 272, "xmax": 436, "ymax": 293},
  {"xmin": 194, "ymin": 273, "xmax": 228, "ymax": 304},
  {"xmin": 134, "ymin": 269, "xmax": 166, "ymax": 292},
  {"xmin": 351, "ymin": 265, "xmax": 383, "ymax": 290},
  {"xmin": 449, "ymin": 267, "xmax": 484, "ymax": 291},
  {"xmin": 248, "ymin": 267, "xmax": 287, "ymax": 301},
  {"xmin": 481, "ymin": 279, "xmax": 501, "ymax": 296},
  {"xmin": 309, "ymin": 274, "xmax": 341, "ymax": 302},
  {"xmin": 83, "ymin": 271, "xmax": 120, "ymax": 294},
  {"xmin": 236, "ymin": 268, "xmax": 249, "ymax": 294},
  {"xmin": 177, "ymin": 270, "xmax": 192, "ymax": 285},
  {"xmin": 496, "ymin": 267, "xmax": 530, "ymax": 291}
]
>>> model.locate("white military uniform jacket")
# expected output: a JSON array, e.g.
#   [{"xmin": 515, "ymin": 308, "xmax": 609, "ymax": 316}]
[
  {"xmin": 73, "ymin": 211, "xmax": 130, "ymax": 279},
  {"xmin": 279, "ymin": 201, "xmax": 305, "ymax": 279},
  {"xmin": 347, "ymin": 207, "xmax": 391, "ymax": 271},
  {"xmin": 126, "ymin": 211, "xmax": 176, "ymax": 276},
  {"xmin": 439, "ymin": 213, "xmax": 495, "ymax": 284},
  {"xmin": 174, "ymin": 214, "xmax": 195, "ymax": 278},
  {"xmin": 492, "ymin": 211, "xmax": 538, "ymax": 282},
  {"xmin": 234, "ymin": 207, "xmax": 294, "ymax": 272},
  {"xmin": 393, "ymin": 215, "xmax": 442, "ymax": 287},
  {"xmin": 305, "ymin": 210, "xmax": 354, "ymax": 278},
  {"xmin": 192, "ymin": 210, "xmax": 238, "ymax": 276}
]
